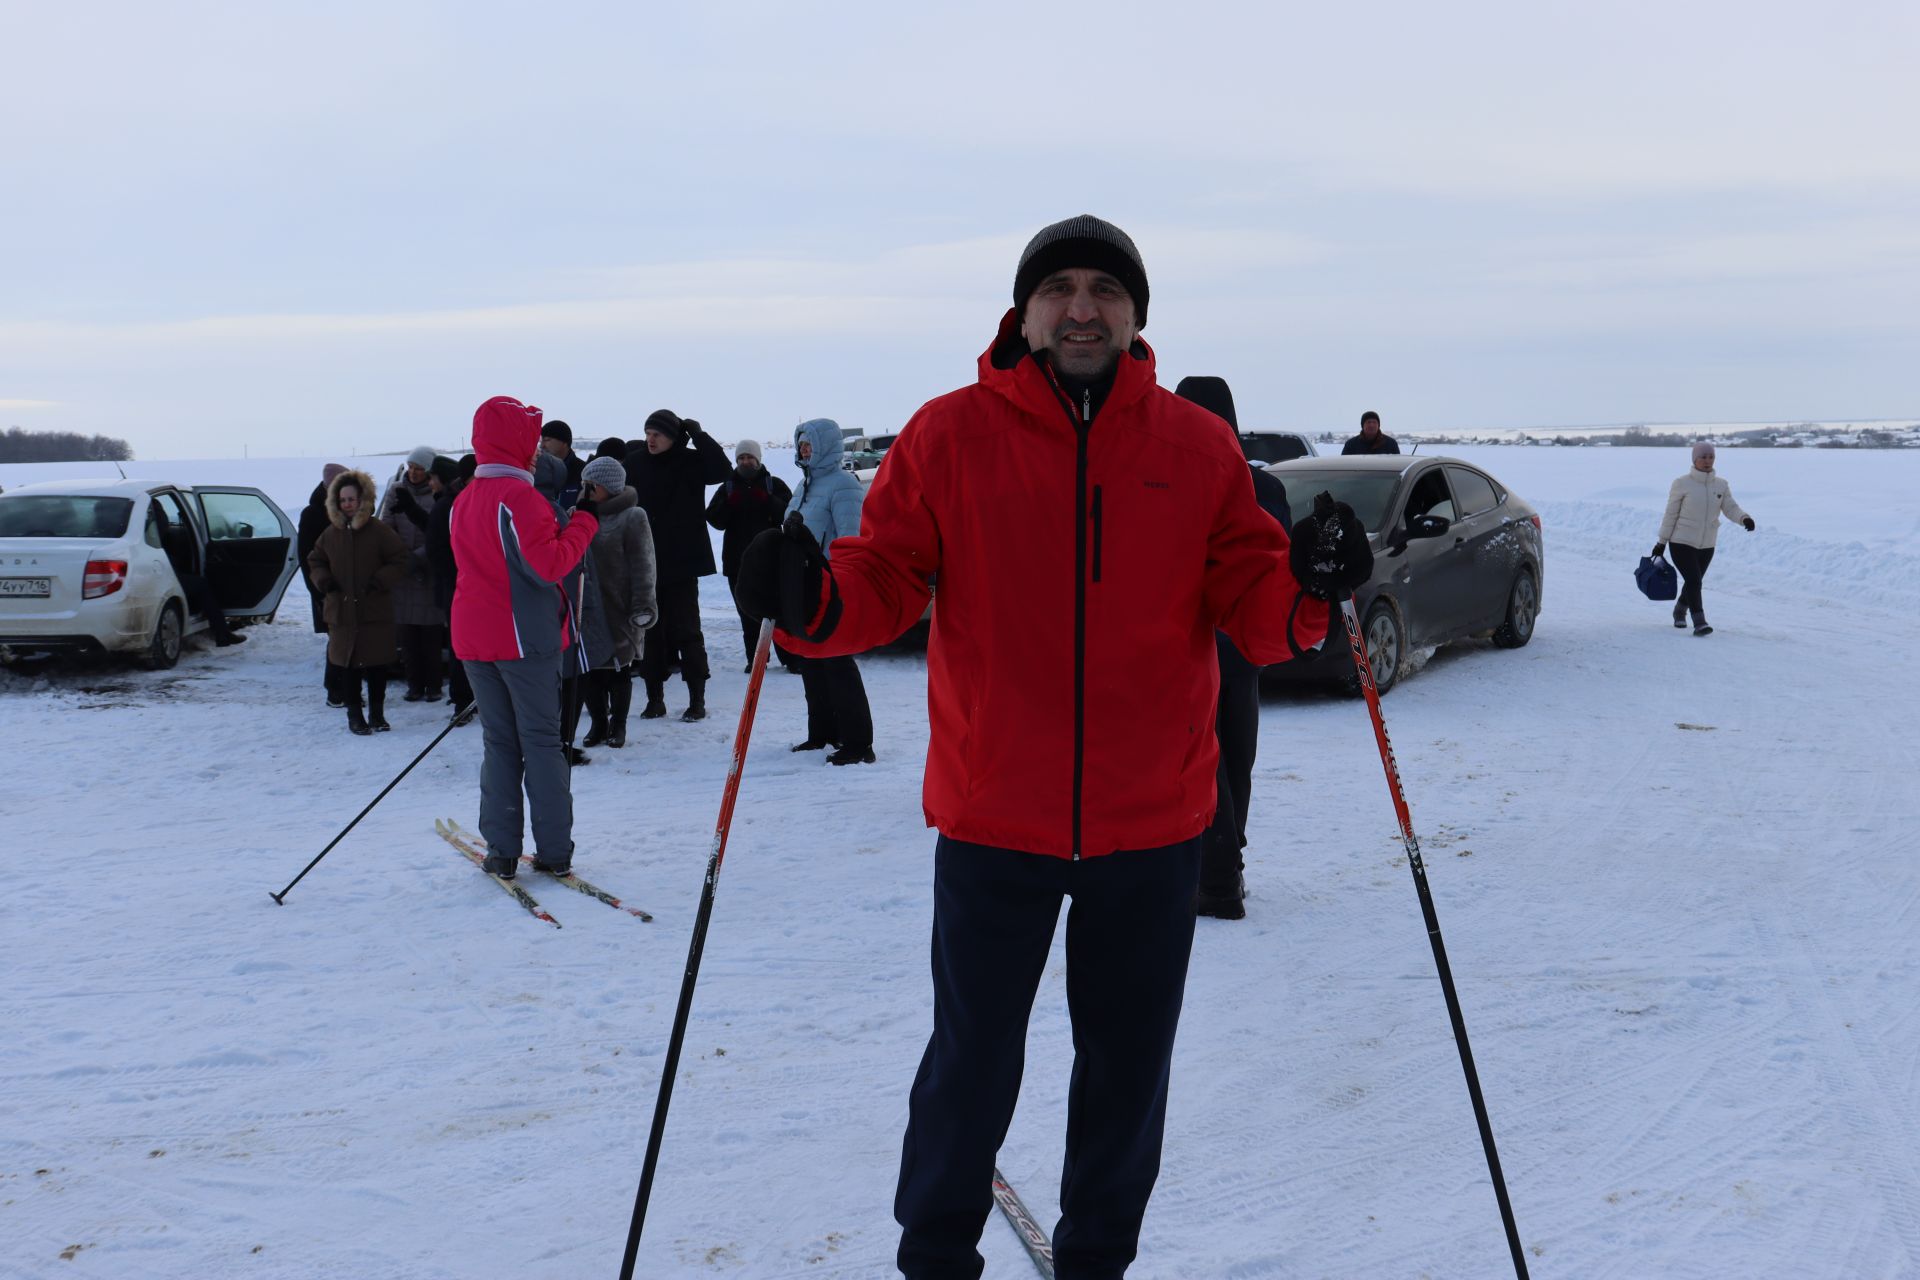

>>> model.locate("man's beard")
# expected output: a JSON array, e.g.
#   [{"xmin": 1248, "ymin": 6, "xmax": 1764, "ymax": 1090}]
[{"xmin": 1042, "ymin": 323, "xmax": 1122, "ymax": 379}]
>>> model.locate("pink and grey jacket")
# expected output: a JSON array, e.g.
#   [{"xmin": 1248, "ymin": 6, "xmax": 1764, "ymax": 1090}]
[{"xmin": 451, "ymin": 396, "xmax": 599, "ymax": 662}]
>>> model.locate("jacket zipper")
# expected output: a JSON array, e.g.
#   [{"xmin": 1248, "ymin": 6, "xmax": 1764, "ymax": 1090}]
[{"xmin": 1044, "ymin": 372, "xmax": 1094, "ymax": 861}]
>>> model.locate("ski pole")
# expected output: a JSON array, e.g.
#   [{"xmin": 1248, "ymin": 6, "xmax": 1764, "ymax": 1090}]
[
  {"xmin": 1335, "ymin": 596, "xmax": 1530, "ymax": 1279},
  {"xmin": 269, "ymin": 702, "xmax": 477, "ymax": 905},
  {"xmin": 618, "ymin": 618, "xmax": 776, "ymax": 1280}
]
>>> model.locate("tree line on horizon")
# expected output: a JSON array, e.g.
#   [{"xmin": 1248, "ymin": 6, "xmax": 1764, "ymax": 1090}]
[{"xmin": 0, "ymin": 427, "xmax": 135, "ymax": 463}]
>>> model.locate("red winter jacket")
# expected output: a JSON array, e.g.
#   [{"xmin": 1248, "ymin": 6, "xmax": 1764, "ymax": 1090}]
[
  {"xmin": 451, "ymin": 396, "xmax": 599, "ymax": 663},
  {"xmin": 782, "ymin": 312, "xmax": 1329, "ymax": 859}
]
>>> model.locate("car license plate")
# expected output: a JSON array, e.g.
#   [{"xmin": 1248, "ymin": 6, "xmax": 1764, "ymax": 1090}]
[{"xmin": 0, "ymin": 577, "xmax": 52, "ymax": 597}]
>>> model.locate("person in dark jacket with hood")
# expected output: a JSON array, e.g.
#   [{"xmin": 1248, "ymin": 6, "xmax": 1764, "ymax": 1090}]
[
  {"xmin": 705, "ymin": 440, "xmax": 793, "ymax": 671},
  {"xmin": 424, "ymin": 454, "xmax": 474, "ymax": 716},
  {"xmin": 738, "ymin": 215, "xmax": 1370, "ymax": 1278},
  {"xmin": 298, "ymin": 462, "xmax": 349, "ymax": 705},
  {"xmin": 1175, "ymin": 375, "xmax": 1292, "ymax": 920},
  {"xmin": 625, "ymin": 408, "xmax": 730, "ymax": 721}
]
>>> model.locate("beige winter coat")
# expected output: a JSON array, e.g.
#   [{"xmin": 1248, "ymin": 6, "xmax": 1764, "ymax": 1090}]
[{"xmin": 1658, "ymin": 468, "xmax": 1750, "ymax": 550}]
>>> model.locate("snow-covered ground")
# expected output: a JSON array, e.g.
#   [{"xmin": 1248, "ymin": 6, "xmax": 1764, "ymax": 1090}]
[{"xmin": 3, "ymin": 444, "xmax": 1917, "ymax": 1278}]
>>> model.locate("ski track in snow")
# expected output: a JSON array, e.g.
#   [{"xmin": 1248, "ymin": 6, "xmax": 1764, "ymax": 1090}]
[{"xmin": 2, "ymin": 445, "xmax": 1917, "ymax": 1278}]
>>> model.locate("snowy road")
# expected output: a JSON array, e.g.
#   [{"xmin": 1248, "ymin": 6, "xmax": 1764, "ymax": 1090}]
[{"xmin": 3, "ymin": 446, "xmax": 1917, "ymax": 1278}]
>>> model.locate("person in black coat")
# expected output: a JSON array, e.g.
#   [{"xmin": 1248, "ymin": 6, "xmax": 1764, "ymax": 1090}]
[
  {"xmin": 1341, "ymin": 410, "xmax": 1400, "ymax": 455},
  {"xmin": 424, "ymin": 454, "xmax": 474, "ymax": 715},
  {"xmin": 625, "ymin": 408, "xmax": 731, "ymax": 720},
  {"xmin": 298, "ymin": 464, "xmax": 348, "ymax": 704},
  {"xmin": 541, "ymin": 420, "xmax": 586, "ymax": 507},
  {"xmin": 705, "ymin": 440, "xmax": 794, "ymax": 671},
  {"xmin": 1174, "ymin": 376, "xmax": 1292, "ymax": 920}
]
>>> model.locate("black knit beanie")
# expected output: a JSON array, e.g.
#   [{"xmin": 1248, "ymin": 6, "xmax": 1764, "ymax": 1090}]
[
  {"xmin": 1013, "ymin": 215, "xmax": 1149, "ymax": 327},
  {"xmin": 428, "ymin": 455, "xmax": 460, "ymax": 486},
  {"xmin": 644, "ymin": 409, "xmax": 687, "ymax": 447},
  {"xmin": 540, "ymin": 419, "xmax": 572, "ymax": 445},
  {"xmin": 594, "ymin": 436, "xmax": 627, "ymax": 460},
  {"xmin": 1174, "ymin": 376, "xmax": 1238, "ymax": 431}
]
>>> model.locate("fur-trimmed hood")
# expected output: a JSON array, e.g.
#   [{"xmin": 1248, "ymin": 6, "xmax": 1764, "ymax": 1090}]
[{"xmin": 326, "ymin": 468, "xmax": 379, "ymax": 530}]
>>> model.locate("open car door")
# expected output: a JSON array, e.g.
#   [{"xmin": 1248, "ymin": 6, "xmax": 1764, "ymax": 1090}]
[{"xmin": 188, "ymin": 486, "xmax": 299, "ymax": 623}]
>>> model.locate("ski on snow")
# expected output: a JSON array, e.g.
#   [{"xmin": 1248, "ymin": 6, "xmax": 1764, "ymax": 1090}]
[
  {"xmin": 435, "ymin": 818, "xmax": 561, "ymax": 928},
  {"xmin": 439, "ymin": 818, "xmax": 653, "ymax": 921},
  {"xmin": 991, "ymin": 1166, "xmax": 1055, "ymax": 1278}
]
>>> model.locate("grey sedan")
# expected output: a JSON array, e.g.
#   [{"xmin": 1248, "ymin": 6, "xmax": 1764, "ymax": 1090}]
[{"xmin": 1261, "ymin": 454, "xmax": 1544, "ymax": 694}]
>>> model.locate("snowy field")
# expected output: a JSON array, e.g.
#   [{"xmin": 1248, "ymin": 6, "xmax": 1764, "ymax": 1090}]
[{"xmin": 3, "ymin": 443, "xmax": 1917, "ymax": 1279}]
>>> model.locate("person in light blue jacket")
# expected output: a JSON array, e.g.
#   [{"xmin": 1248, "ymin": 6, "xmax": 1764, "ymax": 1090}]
[{"xmin": 789, "ymin": 418, "xmax": 875, "ymax": 765}]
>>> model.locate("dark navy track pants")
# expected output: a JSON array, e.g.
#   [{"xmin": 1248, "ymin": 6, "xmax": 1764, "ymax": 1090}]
[{"xmin": 894, "ymin": 834, "xmax": 1202, "ymax": 1280}]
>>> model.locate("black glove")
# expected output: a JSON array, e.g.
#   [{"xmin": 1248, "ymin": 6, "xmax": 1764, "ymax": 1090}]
[
  {"xmin": 573, "ymin": 496, "xmax": 601, "ymax": 519},
  {"xmin": 1651, "ymin": 542, "xmax": 1666, "ymax": 557},
  {"xmin": 1742, "ymin": 517, "xmax": 1755, "ymax": 532},
  {"xmin": 1289, "ymin": 492, "xmax": 1373, "ymax": 601},
  {"xmin": 390, "ymin": 489, "xmax": 423, "ymax": 523},
  {"xmin": 738, "ymin": 513, "xmax": 837, "ymax": 640},
  {"xmin": 681, "ymin": 417, "xmax": 703, "ymax": 438}
]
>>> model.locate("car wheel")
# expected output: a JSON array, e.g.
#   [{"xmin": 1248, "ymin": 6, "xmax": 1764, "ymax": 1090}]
[
  {"xmin": 1346, "ymin": 598, "xmax": 1404, "ymax": 696},
  {"xmin": 1493, "ymin": 569, "xmax": 1538, "ymax": 649},
  {"xmin": 141, "ymin": 602, "xmax": 183, "ymax": 671}
]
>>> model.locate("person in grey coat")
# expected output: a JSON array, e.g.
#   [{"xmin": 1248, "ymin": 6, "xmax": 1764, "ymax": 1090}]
[
  {"xmin": 789, "ymin": 417, "xmax": 875, "ymax": 765},
  {"xmin": 379, "ymin": 444, "xmax": 447, "ymax": 701},
  {"xmin": 576, "ymin": 454, "xmax": 658, "ymax": 749}
]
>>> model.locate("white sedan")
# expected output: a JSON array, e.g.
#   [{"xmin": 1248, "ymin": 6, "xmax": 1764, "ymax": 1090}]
[{"xmin": 0, "ymin": 478, "xmax": 299, "ymax": 668}]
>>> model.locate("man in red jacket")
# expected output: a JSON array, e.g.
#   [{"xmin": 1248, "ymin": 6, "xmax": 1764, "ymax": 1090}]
[
  {"xmin": 451, "ymin": 395, "xmax": 600, "ymax": 878},
  {"xmin": 741, "ymin": 216, "xmax": 1370, "ymax": 1278}
]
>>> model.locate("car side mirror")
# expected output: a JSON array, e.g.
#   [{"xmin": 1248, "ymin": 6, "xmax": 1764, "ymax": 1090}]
[
  {"xmin": 1406, "ymin": 513, "xmax": 1451, "ymax": 539},
  {"xmin": 232, "ymin": 521, "xmax": 254, "ymax": 539}
]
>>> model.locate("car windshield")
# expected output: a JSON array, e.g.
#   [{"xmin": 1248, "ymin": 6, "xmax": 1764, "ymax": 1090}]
[
  {"xmin": 868, "ymin": 434, "xmax": 898, "ymax": 451},
  {"xmin": 0, "ymin": 495, "xmax": 134, "ymax": 539},
  {"xmin": 1263, "ymin": 469, "xmax": 1398, "ymax": 528},
  {"xmin": 1241, "ymin": 435, "xmax": 1310, "ymax": 464}
]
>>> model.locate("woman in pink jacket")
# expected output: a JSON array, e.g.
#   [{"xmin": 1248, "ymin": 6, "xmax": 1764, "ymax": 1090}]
[{"xmin": 450, "ymin": 396, "xmax": 600, "ymax": 878}]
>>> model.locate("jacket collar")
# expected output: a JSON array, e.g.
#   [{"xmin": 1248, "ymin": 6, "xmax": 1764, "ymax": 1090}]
[
  {"xmin": 595, "ymin": 485, "xmax": 639, "ymax": 518},
  {"xmin": 976, "ymin": 307, "xmax": 1156, "ymax": 427}
]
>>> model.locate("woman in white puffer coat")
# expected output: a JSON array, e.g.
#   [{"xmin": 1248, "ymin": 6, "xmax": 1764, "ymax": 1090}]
[{"xmin": 1651, "ymin": 440, "xmax": 1755, "ymax": 636}]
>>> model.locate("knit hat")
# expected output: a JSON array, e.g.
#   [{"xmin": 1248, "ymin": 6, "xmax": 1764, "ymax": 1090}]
[
  {"xmin": 322, "ymin": 462, "xmax": 347, "ymax": 484},
  {"xmin": 1174, "ymin": 376, "xmax": 1239, "ymax": 431},
  {"xmin": 582, "ymin": 454, "xmax": 626, "ymax": 495},
  {"xmin": 457, "ymin": 453, "xmax": 478, "ymax": 481},
  {"xmin": 593, "ymin": 436, "xmax": 626, "ymax": 461},
  {"xmin": 644, "ymin": 409, "xmax": 687, "ymax": 446},
  {"xmin": 1013, "ymin": 215, "xmax": 1149, "ymax": 327},
  {"xmin": 532, "ymin": 451, "xmax": 567, "ymax": 499},
  {"xmin": 1692, "ymin": 440, "xmax": 1716, "ymax": 463},
  {"xmin": 428, "ymin": 455, "xmax": 459, "ymax": 486},
  {"xmin": 735, "ymin": 440, "xmax": 761, "ymax": 461},
  {"xmin": 406, "ymin": 444, "xmax": 437, "ymax": 470},
  {"xmin": 541, "ymin": 420, "xmax": 572, "ymax": 446}
]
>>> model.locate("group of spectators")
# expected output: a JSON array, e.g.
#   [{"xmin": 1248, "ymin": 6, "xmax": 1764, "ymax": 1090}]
[{"xmin": 293, "ymin": 413, "xmax": 876, "ymax": 766}]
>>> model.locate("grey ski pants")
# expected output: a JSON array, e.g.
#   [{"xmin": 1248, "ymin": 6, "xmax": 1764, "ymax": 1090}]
[{"xmin": 465, "ymin": 654, "xmax": 573, "ymax": 862}]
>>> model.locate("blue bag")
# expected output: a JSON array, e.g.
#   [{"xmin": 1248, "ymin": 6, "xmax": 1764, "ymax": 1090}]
[{"xmin": 1635, "ymin": 554, "xmax": 1677, "ymax": 601}]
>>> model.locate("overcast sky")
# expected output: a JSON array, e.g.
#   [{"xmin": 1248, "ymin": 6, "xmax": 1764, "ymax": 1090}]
[{"xmin": 3, "ymin": 1, "xmax": 1916, "ymax": 459}]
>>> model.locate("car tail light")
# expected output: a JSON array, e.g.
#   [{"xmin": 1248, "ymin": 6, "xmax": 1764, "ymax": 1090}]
[
  {"xmin": 83, "ymin": 559, "xmax": 128, "ymax": 599},
  {"xmin": 1529, "ymin": 514, "xmax": 1541, "ymax": 530}
]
